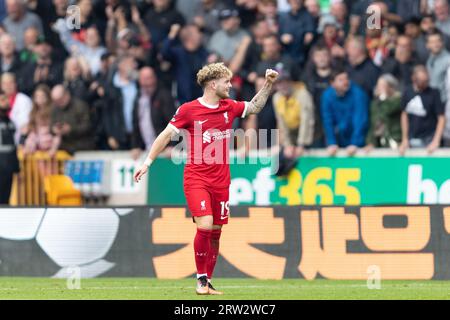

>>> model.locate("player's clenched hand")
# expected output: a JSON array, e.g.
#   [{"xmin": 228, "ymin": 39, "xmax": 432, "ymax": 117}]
[
  {"xmin": 134, "ymin": 164, "xmax": 149, "ymax": 183},
  {"xmin": 265, "ymin": 69, "xmax": 279, "ymax": 83}
]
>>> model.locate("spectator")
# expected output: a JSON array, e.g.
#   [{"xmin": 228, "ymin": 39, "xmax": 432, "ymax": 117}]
[
  {"xmin": 254, "ymin": 34, "xmax": 298, "ymax": 81},
  {"xmin": 426, "ymin": 30, "xmax": 450, "ymax": 104},
  {"xmin": 0, "ymin": 92, "xmax": 19, "ymax": 204},
  {"xmin": 256, "ymin": 0, "xmax": 279, "ymax": 35},
  {"xmin": 0, "ymin": 33, "xmax": 21, "ymax": 75},
  {"xmin": 404, "ymin": 16, "xmax": 430, "ymax": 64},
  {"xmin": 18, "ymin": 39, "xmax": 63, "ymax": 96},
  {"xmin": 2, "ymin": 0, "xmax": 43, "ymax": 51},
  {"xmin": 395, "ymin": 0, "xmax": 424, "ymax": 22},
  {"xmin": 315, "ymin": 21, "xmax": 346, "ymax": 62},
  {"xmin": 434, "ymin": 0, "xmax": 450, "ymax": 37},
  {"xmin": 381, "ymin": 35, "xmax": 417, "ymax": 91},
  {"xmin": 303, "ymin": 45, "xmax": 333, "ymax": 147},
  {"xmin": 131, "ymin": 67, "xmax": 176, "ymax": 160},
  {"xmin": 321, "ymin": 68, "xmax": 369, "ymax": 156},
  {"xmin": 208, "ymin": 7, "xmax": 249, "ymax": 64},
  {"xmin": 88, "ymin": 52, "xmax": 115, "ymax": 149},
  {"xmin": 236, "ymin": 19, "xmax": 272, "ymax": 101},
  {"xmin": 444, "ymin": 66, "xmax": 450, "ymax": 147},
  {"xmin": 273, "ymin": 68, "xmax": 315, "ymax": 157},
  {"xmin": 53, "ymin": 19, "xmax": 107, "ymax": 76},
  {"xmin": 144, "ymin": 0, "xmax": 185, "ymax": 50},
  {"xmin": 278, "ymin": 0, "xmax": 316, "ymax": 66},
  {"xmin": 191, "ymin": 0, "xmax": 226, "ymax": 39},
  {"xmin": 399, "ymin": 65, "xmax": 445, "ymax": 155},
  {"xmin": 235, "ymin": 0, "xmax": 259, "ymax": 29},
  {"xmin": 19, "ymin": 26, "xmax": 40, "ymax": 64},
  {"xmin": 1, "ymin": 72, "xmax": 32, "ymax": 144},
  {"xmin": 105, "ymin": 2, "xmax": 151, "ymax": 56},
  {"xmin": 29, "ymin": 0, "xmax": 69, "ymax": 62},
  {"xmin": 50, "ymin": 84, "xmax": 94, "ymax": 154},
  {"xmin": 365, "ymin": 74, "xmax": 402, "ymax": 151},
  {"xmin": 345, "ymin": 36, "xmax": 380, "ymax": 98},
  {"xmin": 63, "ymin": 56, "xmax": 91, "ymax": 103},
  {"xmin": 365, "ymin": 23, "xmax": 390, "ymax": 67},
  {"xmin": 23, "ymin": 85, "xmax": 60, "ymax": 155},
  {"xmin": 102, "ymin": 55, "xmax": 138, "ymax": 150},
  {"xmin": 176, "ymin": 0, "xmax": 201, "ymax": 23},
  {"xmin": 305, "ymin": 0, "xmax": 321, "ymax": 29},
  {"xmin": 161, "ymin": 23, "xmax": 210, "ymax": 104},
  {"xmin": 349, "ymin": 0, "xmax": 399, "ymax": 36},
  {"xmin": 318, "ymin": 0, "xmax": 349, "ymax": 36},
  {"xmin": 71, "ymin": 0, "xmax": 97, "ymax": 43}
]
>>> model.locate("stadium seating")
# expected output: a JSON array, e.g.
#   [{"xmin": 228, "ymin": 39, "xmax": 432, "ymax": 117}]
[{"xmin": 43, "ymin": 175, "xmax": 82, "ymax": 206}]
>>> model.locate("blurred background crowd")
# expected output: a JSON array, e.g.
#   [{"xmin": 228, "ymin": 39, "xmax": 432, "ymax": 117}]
[{"xmin": 0, "ymin": 0, "xmax": 450, "ymax": 164}]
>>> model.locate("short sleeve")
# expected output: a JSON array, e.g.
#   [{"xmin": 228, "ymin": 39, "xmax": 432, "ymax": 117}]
[
  {"xmin": 433, "ymin": 90, "xmax": 445, "ymax": 116},
  {"xmin": 168, "ymin": 105, "xmax": 190, "ymax": 134},
  {"xmin": 228, "ymin": 99, "xmax": 249, "ymax": 119}
]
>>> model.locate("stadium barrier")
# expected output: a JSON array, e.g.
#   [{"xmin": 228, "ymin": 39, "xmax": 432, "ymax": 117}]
[
  {"xmin": 148, "ymin": 149, "xmax": 450, "ymax": 206},
  {"xmin": 1, "ymin": 206, "xmax": 449, "ymax": 280},
  {"xmin": 10, "ymin": 150, "xmax": 72, "ymax": 206}
]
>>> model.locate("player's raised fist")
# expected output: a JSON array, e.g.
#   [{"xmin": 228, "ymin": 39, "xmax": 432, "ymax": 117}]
[{"xmin": 265, "ymin": 69, "xmax": 279, "ymax": 83}]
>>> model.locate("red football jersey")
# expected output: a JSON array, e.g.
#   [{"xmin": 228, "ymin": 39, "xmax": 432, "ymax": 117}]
[{"xmin": 169, "ymin": 97, "xmax": 248, "ymax": 188}]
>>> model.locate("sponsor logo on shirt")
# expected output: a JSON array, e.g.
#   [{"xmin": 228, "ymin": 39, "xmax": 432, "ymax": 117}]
[{"xmin": 202, "ymin": 130, "xmax": 231, "ymax": 143}]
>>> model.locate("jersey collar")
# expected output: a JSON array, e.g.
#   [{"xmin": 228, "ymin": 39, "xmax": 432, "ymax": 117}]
[{"xmin": 198, "ymin": 97, "xmax": 220, "ymax": 109}]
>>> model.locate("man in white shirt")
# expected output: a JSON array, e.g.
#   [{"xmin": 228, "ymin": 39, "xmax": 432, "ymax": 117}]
[{"xmin": 0, "ymin": 72, "xmax": 32, "ymax": 144}]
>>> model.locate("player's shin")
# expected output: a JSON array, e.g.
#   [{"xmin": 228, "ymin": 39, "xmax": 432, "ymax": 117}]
[
  {"xmin": 207, "ymin": 229, "xmax": 222, "ymax": 279},
  {"xmin": 194, "ymin": 228, "xmax": 212, "ymax": 278}
]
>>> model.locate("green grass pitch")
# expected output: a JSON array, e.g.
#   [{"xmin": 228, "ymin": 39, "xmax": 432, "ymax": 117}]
[{"xmin": 1, "ymin": 278, "xmax": 450, "ymax": 300}]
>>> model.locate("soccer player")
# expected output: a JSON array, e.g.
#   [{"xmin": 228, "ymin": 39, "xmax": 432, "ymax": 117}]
[{"xmin": 134, "ymin": 63, "xmax": 278, "ymax": 295}]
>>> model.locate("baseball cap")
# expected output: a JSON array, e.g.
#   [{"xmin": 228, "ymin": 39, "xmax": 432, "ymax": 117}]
[
  {"xmin": 274, "ymin": 63, "xmax": 292, "ymax": 81},
  {"xmin": 219, "ymin": 8, "xmax": 239, "ymax": 20}
]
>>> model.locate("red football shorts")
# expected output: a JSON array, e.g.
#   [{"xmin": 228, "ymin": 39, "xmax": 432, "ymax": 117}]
[{"xmin": 184, "ymin": 186, "xmax": 230, "ymax": 225}]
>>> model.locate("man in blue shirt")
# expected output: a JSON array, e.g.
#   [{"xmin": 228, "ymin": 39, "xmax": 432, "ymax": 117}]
[{"xmin": 321, "ymin": 68, "xmax": 369, "ymax": 156}]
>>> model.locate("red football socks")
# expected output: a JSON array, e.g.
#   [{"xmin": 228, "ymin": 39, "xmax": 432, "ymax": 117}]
[
  {"xmin": 194, "ymin": 228, "xmax": 211, "ymax": 277},
  {"xmin": 207, "ymin": 229, "xmax": 222, "ymax": 279}
]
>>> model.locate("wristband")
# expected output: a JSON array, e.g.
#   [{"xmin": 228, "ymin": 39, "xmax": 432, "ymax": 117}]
[{"xmin": 144, "ymin": 158, "xmax": 153, "ymax": 167}]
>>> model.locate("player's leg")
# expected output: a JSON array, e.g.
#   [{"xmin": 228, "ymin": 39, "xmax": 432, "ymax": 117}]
[
  {"xmin": 206, "ymin": 224, "xmax": 223, "ymax": 295},
  {"xmin": 185, "ymin": 187, "xmax": 214, "ymax": 295},
  {"xmin": 193, "ymin": 215, "xmax": 213, "ymax": 295},
  {"xmin": 206, "ymin": 187, "xmax": 229, "ymax": 295}
]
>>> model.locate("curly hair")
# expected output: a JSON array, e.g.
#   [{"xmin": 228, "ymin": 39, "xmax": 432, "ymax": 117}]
[{"xmin": 196, "ymin": 63, "xmax": 233, "ymax": 88}]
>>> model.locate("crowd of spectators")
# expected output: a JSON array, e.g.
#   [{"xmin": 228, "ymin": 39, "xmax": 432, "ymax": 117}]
[{"xmin": 0, "ymin": 0, "xmax": 450, "ymax": 163}]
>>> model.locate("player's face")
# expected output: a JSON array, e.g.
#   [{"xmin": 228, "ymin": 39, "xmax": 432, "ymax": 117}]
[{"xmin": 214, "ymin": 77, "xmax": 232, "ymax": 99}]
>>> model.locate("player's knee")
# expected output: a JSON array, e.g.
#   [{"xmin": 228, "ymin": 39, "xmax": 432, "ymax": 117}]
[{"xmin": 195, "ymin": 215, "xmax": 214, "ymax": 230}]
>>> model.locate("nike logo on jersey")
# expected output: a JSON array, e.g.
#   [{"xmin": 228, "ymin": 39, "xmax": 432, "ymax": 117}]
[{"xmin": 197, "ymin": 120, "xmax": 208, "ymax": 125}]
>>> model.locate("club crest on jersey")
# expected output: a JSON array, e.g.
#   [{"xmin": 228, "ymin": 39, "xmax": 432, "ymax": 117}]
[{"xmin": 224, "ymin": 112, "xmax": 229, "ymax": 124}]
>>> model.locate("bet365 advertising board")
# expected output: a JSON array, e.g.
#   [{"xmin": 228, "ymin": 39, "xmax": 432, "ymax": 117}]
[{"xmin": 148, "ymin": 157, "xmax": 450, "ymax": 205}]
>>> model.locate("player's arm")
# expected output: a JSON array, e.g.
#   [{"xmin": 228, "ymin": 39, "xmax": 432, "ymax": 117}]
[
  {"xmin": 246, "ymin": 69, "xmax": 279, "ymax": 115},
  {"xmin": 134, "ymin": 125, "xmax": 177, "ymax": 182}
]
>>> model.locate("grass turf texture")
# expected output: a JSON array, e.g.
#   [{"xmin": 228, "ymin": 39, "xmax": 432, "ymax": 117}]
[{"xmin": 0, "ymin": 278, "xmax": 449, "ymax": 300}]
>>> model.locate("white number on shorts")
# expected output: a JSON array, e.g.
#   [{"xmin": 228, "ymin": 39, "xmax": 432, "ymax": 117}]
[{"xmin": 220, "ymin": 201, "xmax": 230, "ymax": 217}]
